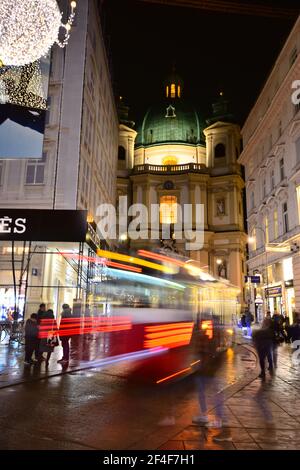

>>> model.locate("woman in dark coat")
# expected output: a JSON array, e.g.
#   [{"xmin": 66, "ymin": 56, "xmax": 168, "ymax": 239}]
[{"xmin": 38, "ymin": 309, "xmax": 58, "ymax": 366}]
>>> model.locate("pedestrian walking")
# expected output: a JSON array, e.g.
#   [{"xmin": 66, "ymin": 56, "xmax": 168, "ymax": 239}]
[
  {"xmin": 38, "ymin": 309, "xmax": 58, "ymax": 366},
  {"xmin": 282, "ymin": 313, "xmax": 290, "ymax": 343},
  {"xmin": 241, "ymin": 313, "xmax": 247, "ymax": 337},
  {"xmin": 252, "ymin": 326, "xmax": 274, "ymax": 379},
  {"xmin": 245, "ymin": 309, "xmax": 254, "ymax": 338},
  {"xmin": 57, "ymin": 304, "xmax": 73, "ymax": 364},
  {"xmin": 191, "ymin": 323, "xmax": 232, "ymax": 442},
  {"xmin": 271, "ymin": 312, "xmax": 285, "ymax": 368},
  {"xmin": 24, "ymin": 313, "xmax": 39, "ymax": 365}
]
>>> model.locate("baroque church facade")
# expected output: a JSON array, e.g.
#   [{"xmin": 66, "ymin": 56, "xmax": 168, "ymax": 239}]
[{"xmin": 117, "ymin": 74, "xmax": 247, "ymax": 303}]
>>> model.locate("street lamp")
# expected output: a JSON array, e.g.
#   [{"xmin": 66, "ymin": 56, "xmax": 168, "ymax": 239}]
[{"xmin": 248, "ymin": 226, "xmax": 269, "ymax": 314}]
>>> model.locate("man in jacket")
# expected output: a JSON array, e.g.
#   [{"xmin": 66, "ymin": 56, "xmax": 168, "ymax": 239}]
[{"xmin": 57, "ymin": 304, "xmax": 73, "ymax": 364}]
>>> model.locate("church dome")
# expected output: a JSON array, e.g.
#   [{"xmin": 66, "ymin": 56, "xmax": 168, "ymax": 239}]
[{"xmin": 135, "ymin": 100, "xmax": 205, "ymax": 147}]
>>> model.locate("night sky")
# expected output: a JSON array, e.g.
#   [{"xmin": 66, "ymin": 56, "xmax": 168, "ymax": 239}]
[{"xmin": 104, "ymin": 0, "xmax": 299, "ymax": 127}]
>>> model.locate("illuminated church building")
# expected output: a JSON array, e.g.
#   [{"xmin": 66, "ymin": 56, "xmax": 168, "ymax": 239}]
[{"xmin": 117, "ymin": 74, "xmax": 247, "ymax": 301}]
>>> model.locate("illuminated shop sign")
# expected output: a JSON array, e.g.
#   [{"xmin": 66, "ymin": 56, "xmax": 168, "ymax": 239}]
[
  {"xmin": 0, "ymin": 209, "xmax": 88, "ymax": 242},
  {"xmin": 265, "ymin": 286, "xmax": 282, "ymax": 298}
]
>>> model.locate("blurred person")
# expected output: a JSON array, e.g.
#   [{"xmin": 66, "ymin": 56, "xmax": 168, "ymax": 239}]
[
  {"xmin": 192, "ymin": 350, "xmax": 233, "ymax": 442},
  {"xmin": 262, "ymin": 311, "xmax": 272, "ymax": 328},
  {"xmin": 252, "ymin": 325, "xmax": 274, "ymax": 379},
  {"xmin": 271, "ymin": 311, "xmax": 285, "ymax": 368},
  {"xmin": 289, "ymin": 314, "xmax": 300, "ymax": 345},
  {"xmin": 245, "ymin": 309, "xmax": 254, "ymax": 338},
  {"xmin": 57, "ymin": 304, "xmax": 73, "ymax": 364},
  {"xmin": 282, "ymin": 313, "xmax": 290, "ymax": 343},
  {"xmin": 38, "ymin": 309, "xmax": 58, "ymax": 366},
  {"xmin": 24, "ymin": 313, "xmax": 39, "ymax": 365},
  {"xmin": 241, "ymin": 313, "xmax": 247, "ymax": 336}
]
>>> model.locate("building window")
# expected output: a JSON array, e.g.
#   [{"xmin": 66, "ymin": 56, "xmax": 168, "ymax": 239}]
[
  {"xmin": 178, "ymin": 85, "xmax": 181, "ymax": 98},
  {"xmin": 265, "ymin": 217, "xmax": 269, "ymax": 244},
  {"xmin": 278, "ymin": 120, "xmax": 282, "ymax": 138},
  {"xmin": 274, "ymin": 210, "xmax": 278, "ymax": 239},
  {"xmin": 165, "ymin": 105, "xmax": 176, "ymax": 118},
  {"xmin": 269, "ymin": 134, "xmax": 272, "ymax": 151},
  {"xmin": 270, "ymin": 169, "xmax": 275, "ymax": 190},
  {"xmin": 214, "ymin": 143, "xmax": 226, "ymax": 159},
  {"xmin": 25, "ymin": 154, "xmax": 46, "ymax": 185},
  {"xmin": 166, "ymin": 86, "xmax": 169, "ymax": 98},
  {"xmin": 80, "ymin": 159, "xmax": 90, "ymax": 206},
  {"xmin": 279, "ymin": 158, "xmax": 285, "ymax": 180},
  {"xmin": 250, "ymin": 228, "xmax": 256, "ymax": 251},
  {"xmin": 84, "ymin": 107, "xmax": 94, "ymax": 154},
  {"xmin": 118, "ymin": 146, "xmax": 126, "ymax": 161},
  {"xmin": 160, "ymin": 195, "xmax": 178, "ymax": 224},
  {"xmin": 263, "ymin": 178, "xmax": 266, "ymax": 198},
  {"xmin": 283, "ymin": 202, "xmax": 289, "ymax": 234}
]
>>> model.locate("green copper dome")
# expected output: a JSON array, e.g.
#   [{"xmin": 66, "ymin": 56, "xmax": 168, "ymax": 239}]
[{"xmin": 135, "ymin": 100, "xmax": 205, "ymax": 148}]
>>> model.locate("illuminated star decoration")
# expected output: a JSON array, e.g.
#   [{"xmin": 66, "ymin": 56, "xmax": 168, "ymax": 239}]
[{"xmin": 0, "ymin": 0, "xmax": 76, "ymax": 67}]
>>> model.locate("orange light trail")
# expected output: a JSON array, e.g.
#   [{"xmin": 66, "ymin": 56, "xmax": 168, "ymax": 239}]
[
  {"xmin": 97, "ymin": 249, "xmax": 173, "ymax": 274},
  {"xmin": 144, "ymin": 322, "xmax": 193, "ymax": 349},
  {"xmin": 156, "ymin": 367, "xmax": 191, "ymax": 384},
  {"xmin": 138, "ymin": 250, "xmax": 186, "ymax": 267}
]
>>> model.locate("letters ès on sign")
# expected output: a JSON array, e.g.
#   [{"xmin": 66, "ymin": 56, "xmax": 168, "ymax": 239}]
[{"xmin": 0, "ymin": 216, "xmax": 26, "ymax": 234}]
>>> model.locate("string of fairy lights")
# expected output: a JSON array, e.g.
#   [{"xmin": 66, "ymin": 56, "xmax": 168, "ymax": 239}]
[
  {"xmin": 0, "ymin": 61, "xmax": 47, "ymax": 109},
  {"xmin": 0, "ymin": 0, "xmax": 77, "ymax": 67},
  {"xmin": 0, "ymin": 1, "xmax": 77, "ymax": 108}
]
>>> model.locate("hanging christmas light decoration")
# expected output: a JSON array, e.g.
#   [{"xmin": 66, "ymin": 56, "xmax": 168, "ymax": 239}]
[{"xmin": 0, "ymin": 0, "xmax": 77, "ymax": 67}]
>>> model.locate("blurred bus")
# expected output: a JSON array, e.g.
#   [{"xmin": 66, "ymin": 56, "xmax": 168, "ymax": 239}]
[{"xmin": 83, "ymin": 250, "xmax": 240, "ymax": 383}]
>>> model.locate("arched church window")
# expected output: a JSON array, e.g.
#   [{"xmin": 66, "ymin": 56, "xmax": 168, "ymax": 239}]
[
  {"xmin": 162, "ymin": 156, "xmax": 178, "ymax": 166},
  {"xmin": 160, "ymin": 195, "xmax": 178, "ymax": 224},
  {"xmin": 178, "ymin": 85, "xmax": 181, "ymax": 98},
  {"xmin": 118, "ymin": 146, "xmax": 126, "ymax": 161},
  {"xmin": 171, "ymin": 83, "xmax": 176, "ymax": 98},
  {"xmin": 166, "ymin": 86, "xmax": 169, "ymax": 98},
  {"xmin": 215, "ymin": 143, "xmax": 226, "ymax": 158}
]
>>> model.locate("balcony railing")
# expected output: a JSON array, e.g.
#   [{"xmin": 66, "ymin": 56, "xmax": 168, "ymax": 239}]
[{"xmin": 132, "ymin": 163, "xmax": 208, "ymax": 175}]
